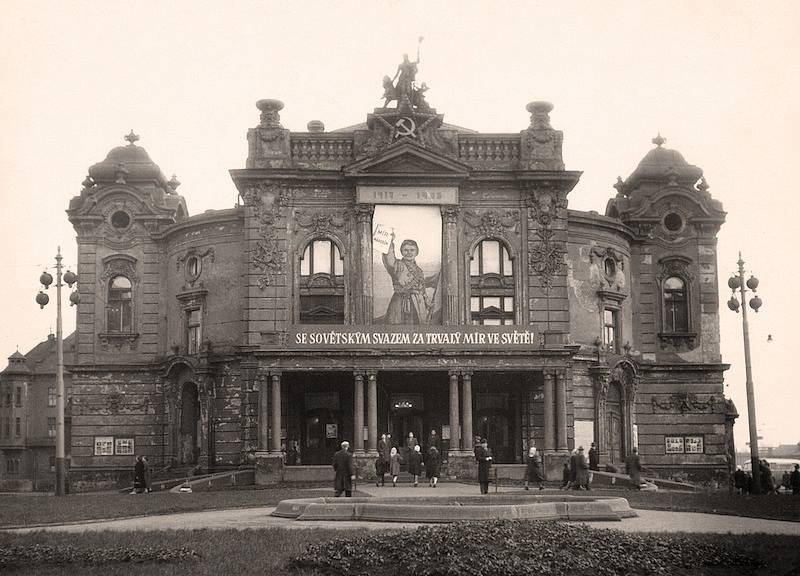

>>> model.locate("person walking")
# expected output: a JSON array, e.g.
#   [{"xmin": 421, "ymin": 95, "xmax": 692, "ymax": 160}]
[
  {"xmin": 475, "ymin": 438, "xmax": 493, "ymax": 494},
  {"xmin": 407, "ymin": 444, "xmax": 423, "ymax": 487},
  {"xmin": 406, "ymin": 432, "xmax": 418, "ymax": 452},
  {"xmin": 588, "ymin": 442, "xmax": 599, "ymax": 472},
  {"xmin": 133, "ymin": 456, "xmax": 146, "ymax": 494},
  {"xmin": 426, "ymin": 445, "xmax": 441, "ymax": 487},
  {"xmin": 560, "ymin": 461, "xmax": 571, "ymax": 490},
  {"xmin": 143, "ymin": 456, "xmax": 152, "ymax": 493},
  {"xmin": 626, "ymin": 447, "xmax": 642, "ymax": 490},
  {"xmin": 574, "ymin": 446, "xmax": 590, "ymax": 490},
  {"xmin": 789, "ymin": 464, "xmax": 800, "ymax": 495},
  {"xmin": 376, "ymin": 433, "xmax": 389, "ymax": 486},
  {"xmin": 524, "ymin": 446, "xmax": 544, "ymax": 490},
  {"xmin": 427, "ymin": 429, "xmax": 441, "ymax": 453},
  {"xmin": 389, "ymin": 446, "xmax": 401, "ymax": 487},
  {"xmin": 734, "ymin": 465, "xmax": 746, "ymax": 494},
  {"xmin": 567, "ymin": 448, "xmax": 578, "ymax": 490},
  {"xmin": 333, "ymin": 441, "xmax": 355, "ymax": 497}
]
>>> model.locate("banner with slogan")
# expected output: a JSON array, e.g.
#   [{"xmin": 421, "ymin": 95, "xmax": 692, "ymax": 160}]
[{"xmin": 287, "ymin": 325, "xmax": 540, "ymax": 351}]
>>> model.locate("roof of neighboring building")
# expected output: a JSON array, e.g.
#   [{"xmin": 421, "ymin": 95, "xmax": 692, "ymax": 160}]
[{"xmin": 1, "ymin": 332, "xmax": 76, "ymax": 376}]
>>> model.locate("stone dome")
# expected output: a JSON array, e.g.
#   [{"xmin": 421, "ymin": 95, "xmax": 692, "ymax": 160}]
[
  {"xmin": 624, "ymin": 134, "xmax": 703, "ymax": 189},
  {"xmin": 87, "ymin": 130, "xmax": 169, "ymax": 186}
]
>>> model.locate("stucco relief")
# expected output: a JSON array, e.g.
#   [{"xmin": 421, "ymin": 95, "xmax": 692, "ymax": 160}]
[
  {"xmin": 526, "ymin": 191, "xmax": 566, "ymax": 289},
  {"xmin": 651, "ymin": 392, "xmax": 716, "ymax": 413},
  {"xmin": 589, "ymin": 246, "xmax": 626, "ymax": 292},
  {"xmin": 243, "ymin": 183, "xmax": 291, "ymax": 288},
  {"xmin": 462, "ymin": 209, "xmax": 519, "ymax": 240}
]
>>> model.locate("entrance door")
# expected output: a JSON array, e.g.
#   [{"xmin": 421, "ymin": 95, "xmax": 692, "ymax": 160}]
[
  {"xmin": 390, "ymin": 410, "xmax": 423, "ymax": 468},
  {"xmin": 606, "ymin": 382, "xmax": 624, "ymax": 465},
  {"xmin": 477, "ymin": 410, "xmax": 512, "ymax": 463},
  {"xmin": 303, "ymin": 409, "xmax": 340, "ymax": 465},
  {"xmin": 179, "ymin": 382, "xmax": 200, "ymax": 465}
]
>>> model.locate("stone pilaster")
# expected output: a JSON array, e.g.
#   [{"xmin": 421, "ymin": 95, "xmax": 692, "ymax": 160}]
[
  {"xmin": 353, "ymin": 372, "xmax": 365, "ymax": 453},
  {"xmin": 355, "ymin": 204, "xmax": 374, "ymax": 324},
  {"xmin": 367, "ymin": 372, "xmax": 378, "ymax": 454},
  {"xmin": 441, "ymin": 205, "xmax": 460, "ymax": 325}
]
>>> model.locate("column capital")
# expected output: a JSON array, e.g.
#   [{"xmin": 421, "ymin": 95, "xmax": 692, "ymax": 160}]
[
  {"xmin": 354, "ymin": 203, "xmax": 375, "ymax": 223},
  {"xmin": 440, "ymin": 205, "xmax": 460, "ymax": 223}
]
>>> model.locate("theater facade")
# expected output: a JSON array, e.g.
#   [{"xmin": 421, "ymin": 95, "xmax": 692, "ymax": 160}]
[{"xmin": 65, "ymin": 68, "xmax": 734, "ymax": 489}]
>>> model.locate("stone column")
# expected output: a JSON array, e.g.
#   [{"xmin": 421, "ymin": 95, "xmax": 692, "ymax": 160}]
[
  {"xmin": 461, "ymin": 371, "xmax": 473, "ymax": 452},
  {"xmin": 449, "ymin": 370, "xmax": 461, "ymax": 451},
  {"xmin": 258, "ymin": 373, "xmax": 270, "ymax": 452},
  {"xmin": 555, "ymin": 371, "xmax": 568, "ymax": 452},
  {"xmin": 543, "ymin": 372, "xmax": 555, "ymax": 452},
  {"xmin": 353, "ymin": 372, "xmax": 365, "ymax": 453},
  {"xmin": 355, "ymin": 204, "xmax": 374, "ymax": 324},
  {"xmin": 270, "ymin": 373, "xmax": 282, "ymax": 453},
  {"xmin": 367, "ymin": 372, "xmax": 378, "ymax": 453},
  {"xmin": 440, "ymin": 206, "xmax": 460, "ymax": 325}
]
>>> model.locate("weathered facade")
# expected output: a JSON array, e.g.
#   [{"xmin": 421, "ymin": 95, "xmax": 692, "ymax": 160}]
[{"xmin": 63, "ymin": 70, "xmax": 732, "ymax": 490}]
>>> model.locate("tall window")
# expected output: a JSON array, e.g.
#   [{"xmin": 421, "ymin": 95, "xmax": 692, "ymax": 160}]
[
  {"xmin": 47, "ymin": 416, "xmax": 56, "ymax": 438},
  {"xmin": 15, "ymin": 417, "xmax": 21, "ymax": 436},
  {"xmin": 6, "ymin": 459, "xmax": 19, "ymax": 475},
  {"xmin": 3, "ymin": 417, "xmax": 9, "ymax": 438},
  {"xmin": 187, "ymin": 308, "xmax": 202, "ymax": 355},
  {"xmin": 663, "ymin": 276, "xmax": 689, "ymax": 332},
  {"xmin": 299, "ymin": 239, "xmax": 345, "ymax": 324},
  {"xmin": 470, "ymin": 239, "xmax": 514, "ymax": 325},
  {"xmin": 603, "ymin": 308, "xmax": 620, "ymax": 353},
  {"xmin": 48, "ymin": 386, "xmax": 56, "ymax": 407},
  {"xmin": 15, "ymin": 386, "xmax": 22, "ymax": 407},
  {"xmin": 107, "ymin": 275, "xmax": 132, "ymax": 333}
]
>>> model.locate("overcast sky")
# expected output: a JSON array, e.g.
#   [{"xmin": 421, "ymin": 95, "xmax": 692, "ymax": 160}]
[{"xmin": 1, "ymin": 1, "xmax": 798, "ymax": 449}]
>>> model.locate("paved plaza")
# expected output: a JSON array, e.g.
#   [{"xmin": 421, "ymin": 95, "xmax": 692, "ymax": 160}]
[{"xmin": 6, "ymin": 483, "xmax": 800, "ymax": 535}]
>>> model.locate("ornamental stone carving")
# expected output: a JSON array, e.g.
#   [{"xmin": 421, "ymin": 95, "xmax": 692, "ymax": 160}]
[
  {"xmin": 463, "ymin": 209, "xmax": 519, "ymax": 238},
  {"xmin": 295, "ymin": 209, "xmax": 347, "ymax": 235},
  {"xmin": 526, "ymin": 191, "xmax": 565, "ymax": 289},
  {"xmin": 520, "ymin": 101, "xmax": 565, "ymax": 171},
  {"xmin": 243, "ymin": 183, "xmax": 290, "ymax": 288},
  {"xmin": 100, "ymin": 257, "xmax": 138, "ymax": 282},
  {"xmin": 651, "ymin": 392, "xmax": 716, "ymax": 413}
]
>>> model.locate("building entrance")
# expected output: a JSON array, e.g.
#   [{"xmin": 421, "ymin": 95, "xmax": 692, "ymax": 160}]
[
  {"xmin": 606, "ymin": 382, "xmax": 624, "ymax": 465},
  {"xmin": 179, "ymin": 382, "xmax": 200, "ymax": 465}
]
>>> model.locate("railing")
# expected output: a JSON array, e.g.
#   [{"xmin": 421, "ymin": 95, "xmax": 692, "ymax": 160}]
[
  {"xmin": 291, "ymin": 136, "xmax": 354, "ymax": 163},
  {"xmin": 458, "ymin": 135, "xmax": 520, "ymax": 168}
]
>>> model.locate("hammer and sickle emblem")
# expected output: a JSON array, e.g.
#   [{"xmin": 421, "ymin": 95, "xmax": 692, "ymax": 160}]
[{"xmin": 393, "ymin": 117, "xmax": 417, "ymax": 139}]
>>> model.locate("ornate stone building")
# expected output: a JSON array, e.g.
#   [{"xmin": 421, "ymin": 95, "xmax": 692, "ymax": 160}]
[{"xmin": 63, "ymin": 69, "xmax": 733, "ymax": 489}]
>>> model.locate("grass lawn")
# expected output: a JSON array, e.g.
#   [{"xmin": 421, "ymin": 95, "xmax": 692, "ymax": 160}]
[
  {"xmin": 0, "ymin": 484, "xmax": 355, "ymax": 528},
  {"xmin": 1, "ymin": 523, "xmax": 799, "ymax": 575}
]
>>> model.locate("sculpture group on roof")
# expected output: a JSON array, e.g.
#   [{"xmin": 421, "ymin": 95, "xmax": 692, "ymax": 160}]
[{"xmin": 382, "ymin": 38, "xmax": 432, "ymax": 112}]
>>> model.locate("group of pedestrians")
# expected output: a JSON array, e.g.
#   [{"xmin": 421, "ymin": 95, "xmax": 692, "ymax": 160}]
[
  {"xmin": 374, "ymin": 431, "xmax": 442, "ymax": 487},
  {"xmin": 734, "ymin": 461, "xmax": 800, "ymax": 495}
]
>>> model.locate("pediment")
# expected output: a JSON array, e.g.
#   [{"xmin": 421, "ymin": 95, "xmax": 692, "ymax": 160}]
[{"xmin": 344, "ymin": 141, "xmax": 471, "ymax": 178}]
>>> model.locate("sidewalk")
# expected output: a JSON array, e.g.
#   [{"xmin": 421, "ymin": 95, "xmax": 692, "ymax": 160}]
[{"xmin": 6, "ymin": 482, "xmax": 800, "ymax": 535}]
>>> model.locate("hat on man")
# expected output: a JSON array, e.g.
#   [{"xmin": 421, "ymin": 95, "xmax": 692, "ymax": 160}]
[{"xmin": 578, "ymin": 446, "xmax": 584, "ymax": 451}]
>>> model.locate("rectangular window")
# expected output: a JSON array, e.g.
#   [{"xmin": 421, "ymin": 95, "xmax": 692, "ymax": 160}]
[
  {"xmin": 6, "ymin": 459, "xmax": 20, "ymax": 475},
  {"xmin": 15, "ymin": 417, "xmax": 21, "ymax": 436},
  {"xmin": 15, "ymin": 386, "xmax": 22, "ymax": 407},
  {"xmin": 603, "ymin": 308, "xmax": 619, "ymax": 353},
  {"xmin": 48, "ymin": 386, "xmax": 56, "ymax": 407},
  {"xmin": 47, "ymin": 417, "xmax": 56, "ymax": 437},
  {"xmin": 2, "ymin": 417, "xmax": 9, "ymax": 438},
  {"xmin": 187, "ymin": 309, "xmax": 202, "ymax": 355},
  {"xmin": 94, "ymin": 436, "xmax": 114, "ymax": 456},
  {"xmin": 4, "ymin": 391, "xmax": 10, "ymax": 407},
  {"xmin": 115, "ymin": 438, "xmax": 135, "ymax": 455}
]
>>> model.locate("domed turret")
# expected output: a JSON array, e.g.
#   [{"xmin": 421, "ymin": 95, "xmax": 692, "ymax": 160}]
[
  {"xmin": 87, "ymin": 130, "xmax": 171, "ymax": 188},
  {"xmin": 623, "ymin": 134, "xmax": 703, "ymax": 190}
]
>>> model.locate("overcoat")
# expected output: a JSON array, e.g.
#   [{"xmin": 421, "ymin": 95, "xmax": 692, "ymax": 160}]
[
  {"xmin": 525, "ymin": 451, "xmax": 543, "ymax": 483},
  {"xmin": 332, "ymin": 448, "xmax": 354, "ymax": 493},
  {"xmin": 389, "ymin": 453, "xmax": 402, "ymax": 476},
  {"xmin": 426, "ymin": 447, "xmax": 441, "ymax": 478},
  {"xmin": 574, "ymin": 451, "xmax": 590, "ymax": 486},
  {"xmin": 475, "ymin": 445, "xmax": 493, "ymax": 483},
  {"xmin": 407, "ymin": 449, "xmax": 423, "ymax": 476},
  {"xmin": 626, "ymin": 453, "xmax": 642, "ymax": 487}
]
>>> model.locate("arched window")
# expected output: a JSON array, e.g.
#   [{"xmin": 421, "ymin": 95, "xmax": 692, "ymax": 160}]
[
  {"xmin": 107, "ymin": 275, "xmax": 132, "ymax": 333},
  {"xmin": 299, "ymin": 239, "xmax": 344, "ymax": 324},
  {"xmin": 663, "ymin": 276, "xmax": 688, "ymax": 332},
  {"xmin": 469, "ymin": 239, "xmax": 514, "ymax": 325}
]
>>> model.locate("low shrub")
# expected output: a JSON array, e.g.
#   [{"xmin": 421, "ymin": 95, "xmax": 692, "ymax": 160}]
[
  {"xmin": 0, "ymin": 544, "xmax": 199, "ymax": 570},
  {"xmin": 289, "ymin": 520, "xmax": 764, "ymax": 576}
]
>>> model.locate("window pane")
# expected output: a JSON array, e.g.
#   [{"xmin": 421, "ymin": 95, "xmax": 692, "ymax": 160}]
[
  {"xmin": 483, "ymin": 296, "xmax": 501, "ymax": 310},
  {"xmin": 604, "ymin": 309, "xmax": 615, "ymax": 325},
  {"xmin": 482, "ymin": 240, "xmax": 500, "ymax": 274},
  {"xmin": 121, "ymin": 301, "xmax": 131, "ymax": 333},
  {"xmin": 483, "ymin": 318, "xmax": 502, "ymax": 325},
  {"xmin": 313, "ymin": 240, "xmax": 332, "ymax": 275},
  {"xmin": 502, "ymin": 246, "xmax": 513, "ymax": 276},
  {"xmin": 503, "ymin": 297, "xmax": 514, "ymax": 312},
  {"xmin": 664, "ymin": 276, "xmax": 684, "ymax": 290},
  {"xmin": 470, "ymin": 297, "xmax": 480, "ymax": 312},
  {"xmin": 111, "ymin": 276, "xmax": 131, "ymax": 290},
  {"xmin": 333, "ymin": 244, "xmax": 343, "ymax": 276},
  {"xmin": 300, "ymin": 245, "xmax": 311, "ymax": 276}
]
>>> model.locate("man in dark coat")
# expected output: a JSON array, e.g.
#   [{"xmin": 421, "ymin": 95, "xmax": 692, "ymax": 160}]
[
  {"xmin": 574, "ymin": 446, "xmax": 590, "ymax": 490},
  {"xmin": 407, "ymin": 444, "xmax": 423, "ymax": 487},
  {"xmin": 133, "ymin": 456, "xmax": 146, "ymax": 494},
  {"xmin": 588, "ymin": 442, "xmax": 600, "ymax": 471},
  {"xmin": 426, "ymin": 445, "xmax": 441, "ymax": 487},
  {"xmin": 734, "ymin": 465, "xmax": 746, "ymax": 494},
  {"xmin": 475, "ymin": 438, "xmax": 493, "ymax": 494},
  {"xmin": 427, "ymin": 429, "xmax": 441, "ymax": 453},
  {"xmin": 790, "ymin": 464, "xmax": 800, "ymax": 495},
  {"xmin": 333, "ymin": 441, "xmax": 355, "ymax": 497},
  {"xmin": 626, "ymin": 447, "xmax": 642, "ymax": 490}
]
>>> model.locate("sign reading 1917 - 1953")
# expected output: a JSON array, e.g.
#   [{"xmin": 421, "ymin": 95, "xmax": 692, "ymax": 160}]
[{"xmin": 288, "ymin": 326, "xmax": 538, "ymax": 350}]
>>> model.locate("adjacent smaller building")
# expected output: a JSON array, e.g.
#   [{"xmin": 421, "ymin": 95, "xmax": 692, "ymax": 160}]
[{"xmin": 0, "ymin": 334, "xmax": 74, "ymax": 491}]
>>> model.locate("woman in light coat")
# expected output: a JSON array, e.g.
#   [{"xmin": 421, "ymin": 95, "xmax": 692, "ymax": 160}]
[{"xmin": 389, "ymin": 446, "xmax": 401, "ymax": 487}]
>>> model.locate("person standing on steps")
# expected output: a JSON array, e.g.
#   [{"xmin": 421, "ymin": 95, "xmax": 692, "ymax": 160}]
[
  {"xmin": 626, "ymin": 447, "xmax": 642, "ymax": 491},
  {"xmin": 426, "ymin": 445, "xmax": 441, "ymax": 487},
  {"xmin": 524, "ymin": 446, "xmax": 544, "ymax": 490},
  {"xmin": 376, "ymin": 433, "xmax": 388, "ymax": 487},
  {"xmin": 475, "ymin": 438, "xmax": 493, "ymax": 495},
  {"xmin": 407, "ymin": 444, "xmax": 423, "ymax": 487},
  {"xmin": 389, "ymin": 446, "xmax": 401, "ymax": 487},
  {"xmin": 588, "ymin": 442, "xmax": 599, "ymax": 472}
]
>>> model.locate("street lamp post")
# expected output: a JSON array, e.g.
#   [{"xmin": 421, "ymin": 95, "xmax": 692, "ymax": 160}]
[
  {"xmin": 726, "ymin": 252, "xmax": 763, "ymax": 494},
  {"xmin": 36, "ymin": 247, "xmax": 78, "ymax": 496}
]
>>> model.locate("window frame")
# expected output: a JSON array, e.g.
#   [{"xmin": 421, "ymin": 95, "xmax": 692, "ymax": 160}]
[
  {"xmin": 469, "ymin": 239, "xmax": 515, "ymax": 326},
  {"xmin": 186, "ymin": 307, "xmax": 202, "ymax": 355},
  {"xmin": 662, "ymin": 275, "xmax": 690, "ymax": 333},
  {"xmin": 603, "ymin": 307, "xmax": 620, "ymax": 354},
  {"xmin": 298, "ymin": 237, "xmax": 346, "ymax": 325},
  {"xmin": 106, "ymin": 274, "xmax": 133, "ymax": 334}
]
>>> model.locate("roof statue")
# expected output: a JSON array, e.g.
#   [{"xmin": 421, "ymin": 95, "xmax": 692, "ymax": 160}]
[{"xmin": 382, "ymin": 38, "xmax": 431, "ymax": 112}]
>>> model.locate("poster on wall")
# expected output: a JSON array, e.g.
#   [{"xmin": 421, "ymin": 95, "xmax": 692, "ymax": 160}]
[
  {"xmin": 372, "ymin": 205, "xmax": 442, "ymax": 324},
  {"xmin": 94, "ymin": 436, "xmax": 114, "ymax": 456},
  {"xmin": 325, "ymin": 423, "xmax": 338, "ymax": 439},
  {"xmin": 665, "ymin": 436, "xmax": 685, "ymax": 453},
  {"xmin": 684, "ymin": 436, "xmax": 704, "ymax": 453}
]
